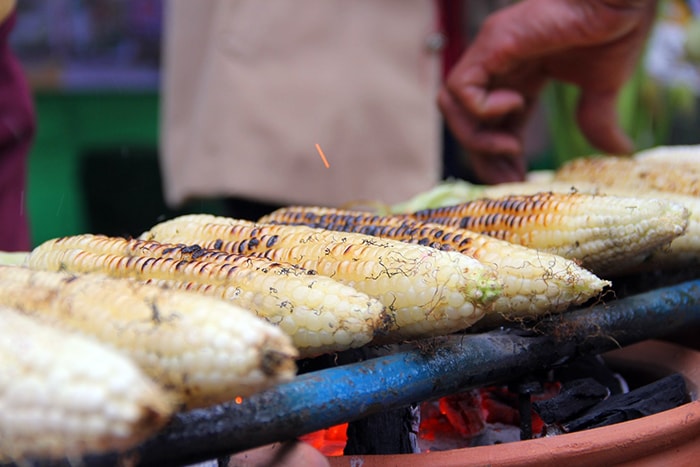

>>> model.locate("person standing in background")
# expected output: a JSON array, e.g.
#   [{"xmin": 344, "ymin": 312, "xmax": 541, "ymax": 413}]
[
  {"xmin": 159, "ymin": 0, "xmax": 658, "ymax": 220},
  {"xmin": 160, "ymin": 0, "xmax": 445, "ymax": 221},
  {"xmin": 0, "ymin": 0, "xmax": 34, "ymax": 251}
]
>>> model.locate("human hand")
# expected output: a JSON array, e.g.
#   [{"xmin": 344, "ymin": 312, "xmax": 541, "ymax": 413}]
[{"xmin": 439, "ymin": 0, "xmax": 658, "ymax": 184}]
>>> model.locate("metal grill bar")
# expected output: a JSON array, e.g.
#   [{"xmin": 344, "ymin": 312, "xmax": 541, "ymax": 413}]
[{"xmin": 38, "ymin": 279, "xmax": 700, "ymax": 466}]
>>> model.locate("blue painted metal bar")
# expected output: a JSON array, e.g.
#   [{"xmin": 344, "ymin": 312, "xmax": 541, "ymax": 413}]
[{"xmin": 74, "ymin": 279, "xmax": 700, "ymax": 466}]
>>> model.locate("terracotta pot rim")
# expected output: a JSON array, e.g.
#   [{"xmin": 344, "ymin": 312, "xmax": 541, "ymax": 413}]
[{"xmin": 327, "ymin": 340, "xmax": 700, "ymax": 467}]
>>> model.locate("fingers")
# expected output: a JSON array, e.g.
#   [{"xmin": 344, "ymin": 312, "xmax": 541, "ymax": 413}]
[
  {"xmin": 458, "ymin": 85, "xmax": 527, "ymax": 119},
  {"xmin": 576, "ymin": 89, "xmax": 634, "ymax": 155},
  {"xmin": 438, "ymin": 0, "xmax": 647, "ymax": 182},
  {"xmin": 439, "ymin": 88, "xmax": 527, "ymax": 184},
  {"xmin": 446, "ymin": 65, "xmax": 527, "ymax": 119},
  {"xmin": 437, "ymin": 3, "xmax": 545, "ymax": 185},
  {"xmin": 469, "ymin": 151, "xmax": 527, "ymax": 185}
]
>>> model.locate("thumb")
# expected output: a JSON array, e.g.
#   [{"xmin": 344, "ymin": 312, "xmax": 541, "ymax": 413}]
[{"xmin": 576, "ymin": 89, "xmax": 634, "ymax": 155}]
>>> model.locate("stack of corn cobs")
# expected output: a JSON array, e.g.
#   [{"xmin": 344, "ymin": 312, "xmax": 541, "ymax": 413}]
[{"xmin": 1, "ymin": 145, "xmax": 698, "ymax": 462}]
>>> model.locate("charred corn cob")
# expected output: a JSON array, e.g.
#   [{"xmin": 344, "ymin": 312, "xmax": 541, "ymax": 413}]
[
  {"xmin": 551, "ymin": 152, "xmax": 700, "ymax": 270},
  {"xmin": 27, "ymin": 235, "xmax": 389, "ymax": 358},
  {"xmin": 398, "ymin": 191, "xmax": 689, "ymax": 276},
  {"xmin": 0, "ymin": 306, "xmax": 172, "ymax": 461},
  {"xmin": 141, "ymin": 215, "xmax": 502, "ymax": 341},
  {"xmin": 479, "ymin": 180, "xmax": 700, "ymax": 271},
  {"xmin": 0, "ymin": 265, "xmax": 297, "ymax": 410},
  {"xmin": 387, "ymin": 173, "xmax": 556, "ymax": 215},
  {"xmin": 260, "ymin": 206, "xmax": 610, "ymax": 322},
  {"xmin": 554, "ymin": 156, "xmax": 700, "ymax": 197}
]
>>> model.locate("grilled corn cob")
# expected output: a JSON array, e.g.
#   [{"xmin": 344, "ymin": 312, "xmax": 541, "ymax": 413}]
[
  {"xmin": 634, "ymin": 144, "xmax": 700, "ymax": 165},
  {"xmin": 0, "ymin": 265, "xmax": 297, "ymax": 410},
  {"xmin": 0, "ymin": 306, "xmax": 172, "ymax": 461},
  {"xmin": 475, "ymin": 180, "xmax": 700, "ymax": 270},
  {"xmin": 260, "ymin": 206, "xmax": 610, "ymax": 322},
  {"xmin": 388, "ymin": 175, "xmax": 555, "ymax": 215},
  {"xmin": 141, "ymin": 215, "xmax": 502, "ymax": 341},
  {"xmin": 554, "ymin": 156, "xmax": 700, "ymax": 197},
  {"xmin": 27, "ymin": 235, "xmax": 389, "ymax": 358},
  {"xmin": 399, "ymin": 191, "xmax": 689, "ymax": 275}
]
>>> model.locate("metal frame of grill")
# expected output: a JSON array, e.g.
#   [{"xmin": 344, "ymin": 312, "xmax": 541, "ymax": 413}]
[{"xmin": 45, "ymin": 277, "xmax": 697, "ymax": 467}]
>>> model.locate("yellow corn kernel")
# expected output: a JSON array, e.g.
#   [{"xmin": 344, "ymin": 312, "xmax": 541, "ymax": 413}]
[
  {"xmin": 142, "ymin": 215, "xmax": 502, "ymax": 341},
  {"xmin": 260, "ymin": 205, "xmax": 610, "ymax": 323},
  {"xmin": 398, "ymin": 191, "xmax": 688, "ymax": 276},
  {"xmin": 0, "ymin": 306, "xmax": 172, "ymax": 461},
  {"xmin": 28, "ymin": 235, "xmax": 389, "ymax": 358},
  {"xmin": 0, "ymin": 265, "xmax": 297, "ymax": 410}
]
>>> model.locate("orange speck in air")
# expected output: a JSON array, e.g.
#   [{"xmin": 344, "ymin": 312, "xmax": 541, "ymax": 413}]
[{"xmin": 315, "ymin": 143, "xmax": 330, "ymax": 169}]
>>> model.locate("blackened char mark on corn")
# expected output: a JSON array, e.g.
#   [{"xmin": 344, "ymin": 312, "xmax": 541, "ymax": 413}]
[
  {"xmin": 26, "ymin": 234, "xmax": 390, "ymax": 358},
  {"xmin": 139, "ymin": 214, "xmax": 503, "ymax": 341},
  {"xmin": 0, "ymin": 265, "xmax": 298, "ymax": 410},
  {"xmin": 258, "ymin": 205, "xmax": 611, "ymax": 322}
]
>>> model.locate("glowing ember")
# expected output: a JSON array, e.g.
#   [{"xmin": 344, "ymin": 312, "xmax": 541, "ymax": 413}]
[
  {"xmin": 300, "ymin": 423, "xmax": 348, "ymax": 456},
  {"xmin": 301, "ymin": 384, "xmax": 561, "ymax": 455}
]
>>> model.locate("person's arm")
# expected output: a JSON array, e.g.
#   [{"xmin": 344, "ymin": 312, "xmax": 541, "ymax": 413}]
[{"xmin": 439, "ymin": 0, "xmax": 659, "ymax": 184}]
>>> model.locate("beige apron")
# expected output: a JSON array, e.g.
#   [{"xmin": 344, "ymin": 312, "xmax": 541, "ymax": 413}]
[{"xmin": 160, "ymin": 0, "xmax": 443, "ymax": 208}]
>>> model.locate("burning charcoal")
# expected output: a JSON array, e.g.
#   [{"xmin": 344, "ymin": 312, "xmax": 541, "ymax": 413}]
[
  {"xmin": 481, "ymin": 388, "xmax": 521, "ymax": 428},
  {"xmin": 551, "ymin": 355, "xmax": 626, "ymax": 395},
  {"xmin": 533, "ymin": 378, "xmax": 610, "ymax": 424},
  {"xmin": 344, "ymin": 404, "xmax": 419, "ymax": 455},
  {"xmin": 439, "ymin": 390, "xmax": 485, "ymax": 438},
  {"xmin": 509, "ymin": 377, "xmax": 544, "ymax": 440},
  {"xmin": 562, "ymin": 373, "xmax": 689, "ymax": 432}
]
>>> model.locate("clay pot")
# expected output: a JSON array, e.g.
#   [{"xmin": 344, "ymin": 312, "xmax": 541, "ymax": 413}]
[{"xmin": 327, "ymin": 340, "xmax": 700, "ymax": 467}]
